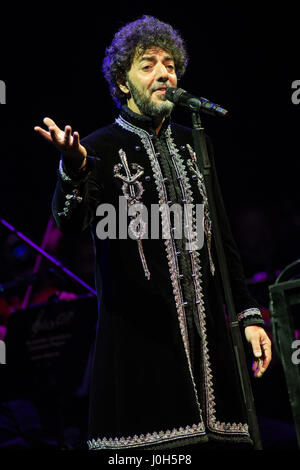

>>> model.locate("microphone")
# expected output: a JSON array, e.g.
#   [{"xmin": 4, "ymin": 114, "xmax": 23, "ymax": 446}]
[{"xmin": 165, "ymin": 87, "xmax": 229, "ymax": 117}]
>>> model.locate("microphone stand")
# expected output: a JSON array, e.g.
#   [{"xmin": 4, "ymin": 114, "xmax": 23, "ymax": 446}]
[
  {"xmin": 0, "ymin": 218, "xmax": 97, "ymax": 299},
  {"xmin": 22, "ymin": 216, "xmax": 54, "ymax": 309},
  {"xmin": 191, "ymin": 111, "xmax": 263, "ymax": 450}
]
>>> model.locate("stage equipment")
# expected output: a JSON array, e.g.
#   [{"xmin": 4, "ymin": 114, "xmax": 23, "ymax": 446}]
[
  {"xmin": 0, "ymin": 218, "xmax": 97, "ymax": 296},
  {"xmin": 4, "ymin": 295, "xmax": 97, "ymax": 447},
  {"xmin": 269, "ymin": 259, "xmax": 300, "ymax": 449}
]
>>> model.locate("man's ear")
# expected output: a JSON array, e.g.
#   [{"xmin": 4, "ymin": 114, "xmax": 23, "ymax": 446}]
[{"xmin": 118, "ymin": 79, "xmax": 130, "ymax": 96}]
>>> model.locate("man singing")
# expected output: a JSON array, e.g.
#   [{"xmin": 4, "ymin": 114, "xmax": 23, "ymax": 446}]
[{"xmin": 35, "ymin": 15, "xmax": 271, "ymax": 451}]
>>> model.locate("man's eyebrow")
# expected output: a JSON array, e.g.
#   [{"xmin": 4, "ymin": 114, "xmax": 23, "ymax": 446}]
[{"xmin": 138, "ymin": 55, "xmax": 174, "ymax": 63}]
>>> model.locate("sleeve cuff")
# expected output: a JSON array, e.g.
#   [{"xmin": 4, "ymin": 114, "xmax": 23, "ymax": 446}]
[
  {"xmin": 58, "ymin": 158, "xmax": 91, "ymax": 187},
  {"xmin": 56, "ymin": 159, "xmax": 91, "ymax": 219},
  {"xmin": 237, "ymin": 308, "xmax": 265, "ymax": 327}
]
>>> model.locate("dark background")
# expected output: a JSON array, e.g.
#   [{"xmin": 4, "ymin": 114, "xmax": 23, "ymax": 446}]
[
  {"xmin": 0, "ymin": 2, "xmax": 299, "ymax": 450},
  {"xmin": 0, "ymin": 3, "xmax": 299, "ymax": 279}
]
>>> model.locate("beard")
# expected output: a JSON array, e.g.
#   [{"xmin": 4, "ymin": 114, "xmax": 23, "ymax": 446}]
[{"xmin": 126, "ymin": 78, "xmax": 174, "ymax": 119}]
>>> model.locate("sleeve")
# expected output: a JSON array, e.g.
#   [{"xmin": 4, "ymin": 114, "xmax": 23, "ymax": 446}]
[
  {"xmin": 206, "ymin": 137, "xmax": 265, "ymax": 329},
  {"xmin": 51, "ymin": 144, "xmax": 103, "ymax": 234}
]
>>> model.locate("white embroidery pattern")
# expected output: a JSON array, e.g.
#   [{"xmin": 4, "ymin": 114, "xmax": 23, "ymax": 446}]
[{"xmin": 86, "ymin": 116, "xmax": 250, "ymax": 450}]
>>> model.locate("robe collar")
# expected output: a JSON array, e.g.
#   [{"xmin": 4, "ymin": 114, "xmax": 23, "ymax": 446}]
[{"xmin": 120, "ymin": 105, "xmax": 171, "ymax": 137}]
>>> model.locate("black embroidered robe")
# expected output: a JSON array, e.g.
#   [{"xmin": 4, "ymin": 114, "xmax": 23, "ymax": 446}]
[{"xmin": 52, "ymin": 105, "xmax": 264, "ymax": 451}]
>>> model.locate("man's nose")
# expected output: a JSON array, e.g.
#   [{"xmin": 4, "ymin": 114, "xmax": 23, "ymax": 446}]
[{"xmin": 155, "ymin": 63, "xmax": 169, "ymax": 81}]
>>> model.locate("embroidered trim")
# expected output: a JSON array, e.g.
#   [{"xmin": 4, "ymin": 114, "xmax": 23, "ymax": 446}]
[
  {"xmin": 165, "ymin": 129, "xmax": 249, "ymax": 437},
  {"xmin": 57, "ymin": 189, "xmax": 83, "ymax": 218},
  {"xmin": 113, "ymin": 148, "xmax": 150, "ymax": 280},
  {"xmin": 237, "ymin": 308, "xmax": 263, "ymax": 322},
  {"xmin": 87, "ymin": 422, "xmax": 206, "ymax": 450},
  {"xmin": 165, "ymin": 132, "xmax": 198, "ymax": 252},
  {"xmin": 59, "ymin": 159, "xmax": 73, "ymax": 182},
  {"xmin": 111, "ymin": 115, "xmax": 249, "ymax": 442},
  {"xmin": 185, "ymin": 143, "xmax": 215, "ymax": 276},
  {"xmin": 116, "ymin": 116, "xmax": 201, "ymax": 415},
  {"xmin": 58, "ymin": 159, "xmax": 90, "ymax": 186}
]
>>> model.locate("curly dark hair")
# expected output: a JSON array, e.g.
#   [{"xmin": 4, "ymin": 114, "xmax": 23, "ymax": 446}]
[{"xmin": 102, "ymin": 15, "xmax": 188, "ymax": 108}]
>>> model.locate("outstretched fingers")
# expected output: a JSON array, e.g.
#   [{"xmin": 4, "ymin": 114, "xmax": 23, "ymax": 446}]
[
  {"xmin": 43, "ymin": 117, "xmax": 57, "ymax": 128},
  {"xmin": 34, "ymin": 117, "xmax": 86, "ymax": 161},
  {"xmin": 35, "ymin": 117, "xmax": 63, "ymax": 144},
  {"xmin": 72, "ymin": 131, "xmax": 80, "ymax": 150},
  {"xmin": 34, "ymin": 125, "xmax": 52, "ymax": 142},
  {"xmin": 64, "ymin": 125, "xmax": 72, "ymax": 147}
]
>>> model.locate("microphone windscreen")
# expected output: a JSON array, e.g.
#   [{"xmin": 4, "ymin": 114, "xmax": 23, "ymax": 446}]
[{"xmin": 165, "ymin": 87, "xmax": 185, "ymax": 104}]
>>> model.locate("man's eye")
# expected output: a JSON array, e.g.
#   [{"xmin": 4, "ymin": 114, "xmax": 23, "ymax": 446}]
[{"xmin": 142, "ymin": 65, "xmax": 152, "ymax": 71}]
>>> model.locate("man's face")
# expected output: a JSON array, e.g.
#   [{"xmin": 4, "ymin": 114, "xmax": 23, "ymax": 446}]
[{"xmin": 120, "ymin": 47, "xmax": 178, "ymax": 119}]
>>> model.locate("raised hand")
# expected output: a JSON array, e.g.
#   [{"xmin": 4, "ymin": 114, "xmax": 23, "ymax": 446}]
[{"xmin": 34, "ymin": 117, "xmax": 87, "ymax": 169}]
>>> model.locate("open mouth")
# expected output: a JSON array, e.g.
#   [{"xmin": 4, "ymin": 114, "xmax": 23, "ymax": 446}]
[
  {"xmin": 153, "ymin": 86, "xmax": 167, "ymax": 92},
  {"xmin": 153, "ymin": 87, "xmax": 168, "ymax": 96}
]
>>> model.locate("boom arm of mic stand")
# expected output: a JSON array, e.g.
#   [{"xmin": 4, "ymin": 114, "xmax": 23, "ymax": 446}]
[
  {"xmin": 0, "ymin": 218, "xmax": 97, "ymax": 297},
  {"xmin": 191, "ymin": 112, "xmax": 262, "ymax": 450}
]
